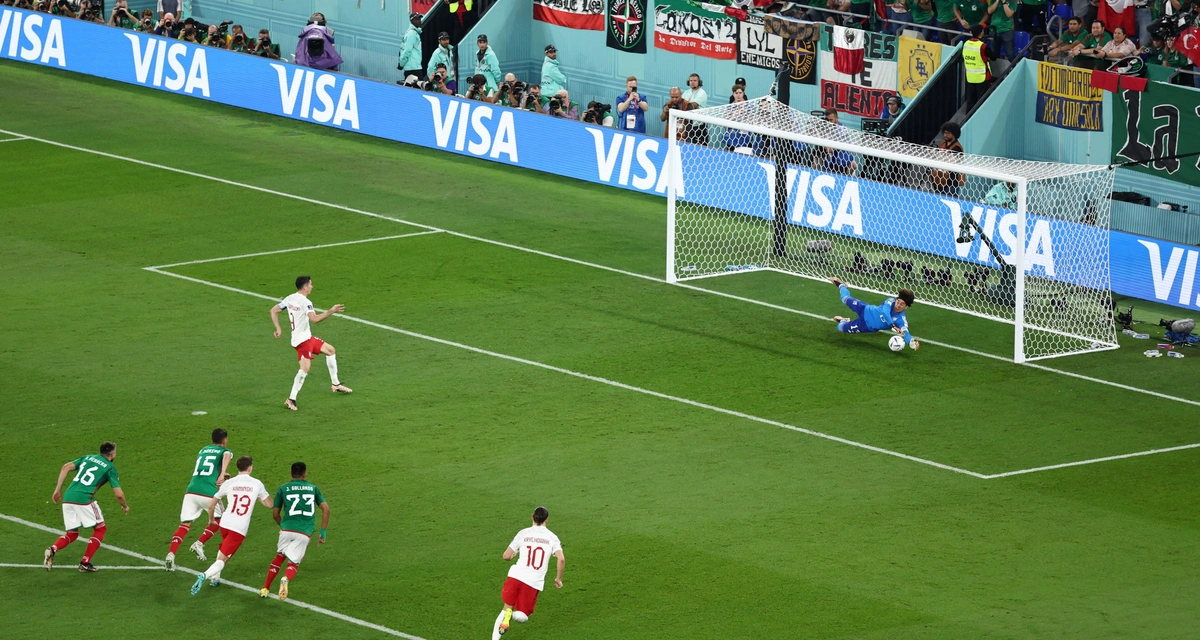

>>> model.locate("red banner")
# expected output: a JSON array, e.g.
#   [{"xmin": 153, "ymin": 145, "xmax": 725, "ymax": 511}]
[
  {"xmin": 654, "ymin": 31, "xmax": 736, "ymax": 58},
  {"xmin": 412, "ymin": 0, "xmax": 436, "ymax": 16},
  {"xmin": 534, "ymin": 0, "xmax": 604, "ymax": 30},
  {"xmin": 820, "ymin": 80, "xmax": 896, "ymax": 117}
]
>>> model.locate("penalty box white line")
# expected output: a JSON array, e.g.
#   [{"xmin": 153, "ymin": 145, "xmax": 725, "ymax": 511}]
[
  {"xmin": 0, "ymin": 135, "xmax": 29, "ymax": 143},
  {"xmin": 0, "ymin": 562, "xmax": 163, "ymax": 570},
  {"xmin": 0, "ymin": 513, "xmax": 426, "ymax": 640},
  {"xmin": 143, "ymin": 266, "xmax": 991, "ymax": 480},
  {"xmin": 148, "ymin": 231, "xmax": 443, "ymax": 269},
  {"xmin": 5, "ymin": 129, "xmax": 1197, "ymax": 474}
]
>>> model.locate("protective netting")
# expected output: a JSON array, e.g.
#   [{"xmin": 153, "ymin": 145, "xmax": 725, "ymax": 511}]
[{"xmin": 668, "ymin": 97, "xmax": 1118, "ymax": 362}]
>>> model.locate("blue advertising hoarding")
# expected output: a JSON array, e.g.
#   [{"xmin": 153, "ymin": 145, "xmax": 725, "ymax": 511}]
[{"xmin": 3, "ymin": 7, "xmax": 1199, "ymax": 314}]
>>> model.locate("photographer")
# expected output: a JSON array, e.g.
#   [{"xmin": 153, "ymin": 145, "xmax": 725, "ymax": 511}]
[
  {"xmin": 661, "ymin": 86, "xmax": 686, "ymax": 137},
  {"xmin": 523, "ymin": 84, "xmax": 545, "ymax": 112},
  {"xmin": 398, "ymin": 12, "xmax": 425, "ymax": 82},
  {"xmin": 179, "ymin": 23, "xmax": 201, "ymax": 44},
  {"xmin": 155, "ymin": 13, "xmax": 181, "ymax": 38},
  {"xmin": 296, "ymin": 12, "xmax": 343, "ymax": 71},
  {"xmin": 616, "ymin": 76, "xmax": 649, "ymax": 133},
  {"xmin": 109, "ymin": 0, "xmax": 137, "ymax": 28},
  {"xmin": 135, "ymin": 9, "xmax": 154, "ymax": 31},
  {"xmin": 50, "ymin": 0, "xmax": 77, "ymax": 18},
  {"xmin": 464, "ymin": 74, "xmax": 497, "ymax": 103},
  {"xmin": 427, "ymin": 63, "xmax": 455, "ymax": 95},
  {"xmin": 427, "ymin": 32, "xmax": 456, "ymax": 92},
  {"xmin": 544, "ymin": 89, "xmax": 579, "ymax": 120},
  {"xmin": 205, "ymin": 23, "xmax": 230, "ymax": 48},
  {"xmin": 252, "ymin": 29, "xmax": 281, "ymax": 59},
  {"xmin": 495, "ymin": 74, "xmax": 524, "ymax": 107},
  {"xmin": 582, "ymin": 100, "xmax": 614, "ymax": 126},
  {"xmin": 78, "ymin": 0, "xmax": 105, "ymax": 23},
  {"xmin": 228, "ymin": 25, "xmax": 252, "ymax": 52}
]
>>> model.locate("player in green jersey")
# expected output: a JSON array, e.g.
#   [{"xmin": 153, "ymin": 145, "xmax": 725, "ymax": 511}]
[
  {"xmin": 259, "ymin": 462, "xmax": 330, "ymax": 601},
  {"xmin": 166, "ymin": 429, "xmax": 234, "ymax": 571},
  {"xmin": 45, "ymin": 442, "xmax": 129, "ymax": 572}
]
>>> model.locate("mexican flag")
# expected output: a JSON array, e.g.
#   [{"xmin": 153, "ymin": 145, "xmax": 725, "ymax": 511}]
[{"xmin": 831, "ymin": 25, "xmax": 865, "ymax": 75}]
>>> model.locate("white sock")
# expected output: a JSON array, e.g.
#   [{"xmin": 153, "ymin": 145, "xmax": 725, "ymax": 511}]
[
  {"xmin": 512, "ymin": 611, "xmax": 528, "ymax": 623},
  {"xmin": 326, "ymin": 355, "xmax": 340, "ymax": 386},
  {"xmin": 290, "ymin": 370, "xmax": 307, "ymax": 400},
  {"xmin": 204, "ymin": 559, "xmax": 225, "ymax": 580},
  {"xmin": 491, "ymin": 609, "xmax": 506, "ymax": 640}
]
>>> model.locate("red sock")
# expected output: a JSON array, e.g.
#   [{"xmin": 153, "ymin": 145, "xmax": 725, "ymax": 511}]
[
  {"xmin": 263, "ymin": 554, "xmax": 285, "ymax": 590},
  {"xmin": 51, "ymin": 530, "xmax": 79, "ymax": 551},
  {"xmin": 81, "ymin": 525, "xmax": 106, "ymax": 564},
  {"xmin": 283, "ymin": 562, "xmax": 299, "ymax": 581},
  {"xmin": 197, "ymin": 522, "xmax": 220, "ymax": 544},
  {"xmin": 168, "ymin": 523, "xmax": 191, "ymax": 554}
]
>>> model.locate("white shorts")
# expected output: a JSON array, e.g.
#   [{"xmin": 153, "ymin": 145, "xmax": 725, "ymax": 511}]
[
  {"xmin": 179, "ymin": 493, "xmax": 224, "ymax": 523},
  {"xmin": 277, "ymin": 531, "xmax": 311, "ymax": 564},
  {"xmin": 62, "ymin": 502, "xmax": 103, "ymax": 531}
]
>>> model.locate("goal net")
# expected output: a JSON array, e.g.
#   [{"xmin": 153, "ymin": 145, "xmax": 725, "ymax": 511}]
[{"xmin": 666, "ymin": 97, "xmax": 1118, "ymax": 363}]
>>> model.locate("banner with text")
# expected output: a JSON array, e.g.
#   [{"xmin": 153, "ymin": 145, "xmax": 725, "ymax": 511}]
[
  {"xmin": 653, "ymin": 0, "xmax": 737, "ymax": 60},
  {"xmin": 607, "ymin": 0, "xmax": 648, "ymax": 52},
  {"xmin": 737, "ymin": 13, "xmax": 782, "ymax": 70},
  {"xmin": 1112, "ymin": 83, "xmax": 1200, "ymax": 188},
  {"xmin": 818, "ymin": 24, "xmax": 897, "ymax": 117},
  {"xmin": 534, "ymin": 0, "xmax": 605, "ymax": 30},
  {"xmin": 2, "ymin": 7, "xmax": 1197, "ymax": 313},
  {"xmin": 1035, "ymin": 62, "xmax": 1104, "ymax": 131}
]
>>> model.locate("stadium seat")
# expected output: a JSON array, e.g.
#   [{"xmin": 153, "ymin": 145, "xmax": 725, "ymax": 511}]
[
  {"xmin": 1053, "ymin": 3, "xmax": 1071, "ymax": 21},
  {"xmin": 1013, "ymin": 30, "xmax": 1031, "ymax": 57}
]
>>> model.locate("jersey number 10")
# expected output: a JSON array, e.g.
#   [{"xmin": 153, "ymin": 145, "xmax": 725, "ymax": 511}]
[{"xmin": 524, "ymin": 545, "xmax": 545, "ymax": 571}]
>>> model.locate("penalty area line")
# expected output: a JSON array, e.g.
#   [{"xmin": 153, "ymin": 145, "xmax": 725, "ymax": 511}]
[
  {"xmin": 147, "ymin": 231, "xmax": 444, "ymax": 269},
  {"xmin": 0, "ymin": 135, "xmax": 29, "ymax": 143},
  {"xmin": 0, "ymin": 563, "xmax": 164, "ymax": 570},
  {"xmin": 0, "ymin": 513, "xmax": 426, "ymax": 640},
  {"xmin": 144, "ymin": 267, "xmax": 990, "ymax": 480}
]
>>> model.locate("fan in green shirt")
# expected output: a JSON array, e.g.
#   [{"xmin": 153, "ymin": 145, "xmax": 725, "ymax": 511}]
[
  {"xmin": 934, "ymin": 0, "xmax": 959, "ymax": 25},
  {"xmin": 1072, "ymin": 22, "xmax": 1111, "ymax": 69},
  {"xmin": 906, "ymin": 0, "xmax": 935, "ymax": 26},
  {"xmin": 989, "ymin": 0, "xmax": 1019, "ymax": 32},
  {"xmin": 955, "ymin": 0, "xmax": 989, "ymax": 27}
]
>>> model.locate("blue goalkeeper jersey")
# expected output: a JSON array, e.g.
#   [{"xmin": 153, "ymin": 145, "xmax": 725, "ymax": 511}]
[{"xmin": 863, "ymin": 298, "xmax": 912, "ymax": 344}]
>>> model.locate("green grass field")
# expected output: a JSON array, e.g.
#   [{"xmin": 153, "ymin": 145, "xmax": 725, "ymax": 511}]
[{"xmin": 3, "ymin": 59, "xmax": 1200, "ymax": 639}]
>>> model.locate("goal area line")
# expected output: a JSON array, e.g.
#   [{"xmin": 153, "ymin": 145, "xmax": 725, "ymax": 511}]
[
  {"xmin": 675, "ymin": 266, "xmax": 1121, "ymax": 359},
  {"xmin": 2, "ymin": 127, "xmax": 1196, "ymax": 476}
]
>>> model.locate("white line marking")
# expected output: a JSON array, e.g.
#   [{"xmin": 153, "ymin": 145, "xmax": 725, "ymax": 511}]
[
  {"xmin": 148, "ymin": 231, "xmax": 443, "ymax": 269},
  {"xmin": 983, "ymin": 442, "xmax": 1200, "ymax": 479},
  {"xmin": 0, "ymin": 513, "xmax": 426, "ymax": 639},
  {"xmin": 0, "ymin": 135, "xmax": 29, "ymax": 143},
  {"xmin": 144, "ymin": 266, "xmax": 989, "ymax": 479},
  {"xmin": 4, "ymin": 129, "xmax": 1196, "ymax": 472},
  {"xmin": 0, "ymin": 563, "xmax": 165, "ymax": 570}
]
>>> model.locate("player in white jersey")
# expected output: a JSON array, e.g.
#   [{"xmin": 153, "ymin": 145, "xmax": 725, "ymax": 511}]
[
  {"xmin": 190, "ymin": 455, "xmax": 271, "ymax": 595},
  {"xmin": 269, "ymin": 275, "xmax": 352, "ymax": 411},
  {"xmin": 492, "ymin": 506, "xmax": 565, "ymax": 639}
]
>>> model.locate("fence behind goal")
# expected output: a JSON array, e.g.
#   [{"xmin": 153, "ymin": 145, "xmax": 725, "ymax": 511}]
[{"xmin": 665, "ymin": 97, "xmax": 1118, "ymax": 363}]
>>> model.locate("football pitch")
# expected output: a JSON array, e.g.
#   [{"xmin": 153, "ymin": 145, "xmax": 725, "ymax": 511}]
[{"xmin": 3, "ymin": 59, "xmax": 1200, "ymax": 639}]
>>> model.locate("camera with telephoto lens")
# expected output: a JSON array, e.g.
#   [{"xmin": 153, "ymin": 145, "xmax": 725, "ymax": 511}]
[
  {"xmin": 1148, "ymin": 9, "xmax": 1196, "ymax": 41},
  {"xmin": 549, "ymin": 97, "xmax": 562, "ymax": 112},
  {"xmin": 216, "ymin": 19, "xmax": 232, "ymax": 35},
  {"xmin": 583, "ymin": 101, "xmax": 611, "ymax": 124}
]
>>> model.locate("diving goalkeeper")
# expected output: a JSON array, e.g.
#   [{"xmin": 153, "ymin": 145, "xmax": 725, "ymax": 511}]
[{"xmin": 829, "ymin": 278, "xmax": 920, "ymax": 350}]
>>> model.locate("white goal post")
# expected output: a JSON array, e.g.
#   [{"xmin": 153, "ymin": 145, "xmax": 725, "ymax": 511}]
[{"xmin": 666, "ymin": 97, "xmax": 1119, "ymax": 363}]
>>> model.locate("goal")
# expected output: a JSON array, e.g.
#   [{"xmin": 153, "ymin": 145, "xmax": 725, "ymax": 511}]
[{"xmin": 665, "ymin": 97, "xmax": 1118, "ymax": 363}]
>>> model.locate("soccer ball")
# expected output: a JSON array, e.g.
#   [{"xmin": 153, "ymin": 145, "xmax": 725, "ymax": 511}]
[{"xmin": 888, "ymin": 335, "xmax": 905, "ymax": 352}]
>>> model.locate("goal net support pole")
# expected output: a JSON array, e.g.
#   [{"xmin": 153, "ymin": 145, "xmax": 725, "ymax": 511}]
[{"xmin": 666, "ymin": 98, "xmax": 1118, "ymax": 363}]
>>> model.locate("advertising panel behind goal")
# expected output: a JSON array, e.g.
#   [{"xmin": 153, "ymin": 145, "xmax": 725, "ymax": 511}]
[{"xmin": 665, "ymin": 97, "xmax": 1118, "ymax": 363}]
